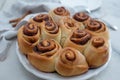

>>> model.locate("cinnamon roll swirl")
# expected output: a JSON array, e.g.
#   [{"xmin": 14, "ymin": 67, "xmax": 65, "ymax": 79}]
[
  {"xmin": 27, "ymin": 39, "xmax": 61, "ymax": 72},
  {"xmin": 55, "ymin": 47, "xmax": 88, "ymax": 76},
  {"xmin": 84, "ymin": 37, "xmax": 109, "ymax": 68},
  {"xmin": 17, "ymin": 22, "xmax": 40, "ymax": 55},
  {"xmin": 85, "ymin": 19, "xmax": 109, "ymax": 40},
  {"xmin": 49, "ymin": 6, "xmax": 70, "ymax": 25},
  {"xmin": 29, "ymin": 14, "xmax": 52, "ymax": 27},
  {"xmin": 41, "ymin": 21, "xmax": 61, "ymax": 43},
  {"xmin": 59, "ymin": 17, "xmax": 84, "ymax": 46},
  {"xmin": 64, "ymin": 28, "xmax": 91, "ymax": 53},
  {"xmin": 73, "ymin": 12, "xmax": 91, "ymax": 26}
]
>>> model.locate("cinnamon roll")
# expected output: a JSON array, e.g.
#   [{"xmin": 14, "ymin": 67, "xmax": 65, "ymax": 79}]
[
  {"xmin": 49, "ymin": 6, "xmax": 70, "ymax": 25},
  {"xmin": 84, "ymin": 37, "xmax": 109, "ymax": 68},
  {"xmin": 29, "ymin": 14, "xmax": 52, "ymax": 27},
  {"xmin": 27, "ymin": 39, "xmax": 61, "ymax": 72},
  {"xmin": 59, "ymin": 17, "xmax": 84, "ymax": 46},
  {"xmin": 17, "ymin": 22, "xmax": 40, "ymax": 55},
  {"xmin": 55, "ymin": 47, "xmax": 88, "ymax": 76},
  {"xmin": 73, "ymin": 12, "xmax": 91, "ymax": 26},
  {"xmin": 41, "ymin": 20, "xmax": 61, "ymax": 43},
  {"xmin": 85, "ymin": 19, "xmax": 109, "ymax": 40},
  {"xmin": 63, "ymin": 28, "xmax": 91, "ymax": 53}
]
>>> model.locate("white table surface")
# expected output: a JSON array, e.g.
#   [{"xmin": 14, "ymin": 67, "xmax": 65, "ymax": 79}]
[{"xmin": 0, "ymin": 0, "xmax": 120, "ymax": 80}]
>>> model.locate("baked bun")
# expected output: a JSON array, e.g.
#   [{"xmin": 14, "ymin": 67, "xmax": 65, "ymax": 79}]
[
  {"xmin": 40, "ymin": 20, "xmax": 61, "ymax": 43},
  {"xmin": 84, "ymin": 36, "xmax": 109, "ymax": 68},
  {"xmin": 17, "ymin": 22, "xmax": 40, "ymax": 54},
  {"xmin": 85, "ymin": 19, "xmax": 109, "ymax": 40},
  {"xmin": 29, "ymin": 13, "xmax": 52, "ymax": 26},
  {"xmin": 64, "ymin": 28, "xmax": 91, "ymax": 53},
  {"xmin": 55, "ymin": 47, "xmax": 88, "ymax": 76},
  {"xmin": 28, "ymin": 39, "xmax": 61, "ymax": 72},
  {"xmin": 73, "ymin": 12, "xmax": 91, "ymax": 26},
  {"xmin": 49, "ymin": 6, "xmax": 70, "ymax": 25},
  {"xmin": 59, "ymin": 17, "xmax": 84, "ymax": 46}
]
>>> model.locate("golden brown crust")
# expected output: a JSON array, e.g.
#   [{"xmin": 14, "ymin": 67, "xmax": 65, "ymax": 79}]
[
  {"xmin": 85, "ymin": 19, "xmax": 109, "ymax": 40},
  {"xmin": 55, "ymin": 47, "xmax": 88, "ymax": 76},
  {"xmin": 63, "ymin": 28, "xmax": 91, "ymax": 53},
  {"xmin": 28, "ymin": 39, "xmax": 62, "ymax": 72},
  {"xmin": 17, "ymin": 22, "xmax": 40, "ymax": 55},
  {"xmin": 84, "ymin": 37, "xmax": 109, "ymax": 68}
]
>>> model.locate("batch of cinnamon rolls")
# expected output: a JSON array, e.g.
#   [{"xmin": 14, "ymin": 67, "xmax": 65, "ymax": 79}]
[{"xmin": 17, "ymin": 7, "xmax": 109, "ymax": 77}]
